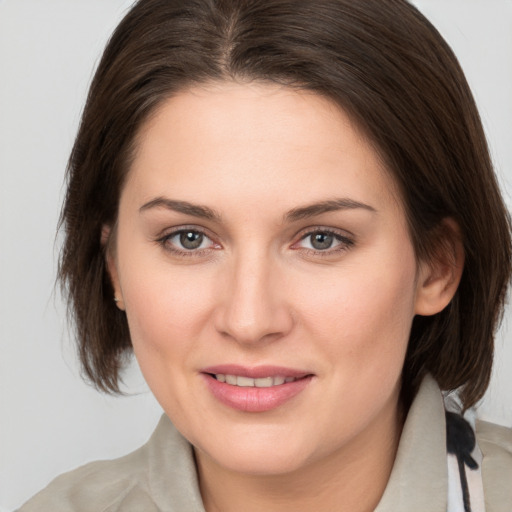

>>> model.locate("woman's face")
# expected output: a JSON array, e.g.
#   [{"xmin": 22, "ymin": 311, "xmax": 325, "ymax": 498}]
[{"xmin": 108, "ymin": 82, "xmax": 432, "ymax": 476}]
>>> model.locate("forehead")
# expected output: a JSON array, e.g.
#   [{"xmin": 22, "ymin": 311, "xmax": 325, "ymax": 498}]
[{"xmin": 126, "ymin": 81, "xmax": 402, "ymax": 215}]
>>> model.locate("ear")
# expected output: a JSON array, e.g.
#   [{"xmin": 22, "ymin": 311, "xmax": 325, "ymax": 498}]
[
  {"xmin": 414, "ymin": 219, "xmax": 464, "ymax": 316},
  {"xmin": 102, "ymin": 225, "xmax": 125, "ymax": 311}
]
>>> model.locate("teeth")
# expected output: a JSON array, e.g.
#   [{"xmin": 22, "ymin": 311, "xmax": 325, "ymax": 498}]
[
  {"xmin": 225, "ymin": 375, "xmax": 237, "ymax": 385},
  {"xmin": 214, "ymin": 374, "xmax": 296, "ymax": 387},
  {"xmin": 237, "ymin": 376, "xmax": 255, "ymax": 387},
  {"xmin": 255, "ymin": 377, "xmax": 273, "ymax": 388}
]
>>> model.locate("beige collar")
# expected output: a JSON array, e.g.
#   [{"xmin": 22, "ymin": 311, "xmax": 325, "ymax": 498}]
[{"xmin": 375, "ymin": 374, "xmax": 447, "ymax": 511}]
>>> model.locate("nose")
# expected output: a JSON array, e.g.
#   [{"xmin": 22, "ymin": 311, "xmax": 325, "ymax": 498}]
[{"xmin": 213, "ymin": 250, "xmax": 294, "ymax": 346}]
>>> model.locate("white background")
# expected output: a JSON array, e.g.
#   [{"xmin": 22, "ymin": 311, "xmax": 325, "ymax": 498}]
[{"xmin": 1, "ymin": 1, "xmax": 511, "ymax": 510}]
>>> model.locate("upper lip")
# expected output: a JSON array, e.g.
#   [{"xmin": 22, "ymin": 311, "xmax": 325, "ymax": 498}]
[{"xmin": 201, "ymin": 364, "xmax": 312, "ymax": 379}]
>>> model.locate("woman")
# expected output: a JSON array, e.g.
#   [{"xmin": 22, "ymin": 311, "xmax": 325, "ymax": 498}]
[{"xmin": 18, "ymin": 0, "xmax": 512, "ymax": 511}]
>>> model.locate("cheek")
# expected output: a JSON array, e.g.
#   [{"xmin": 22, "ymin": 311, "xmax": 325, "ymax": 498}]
[
  {"xmin": 119, "ymin": 255, "xmax": 217, "ymax": 361},
  {"xmin": 296, "ymin": 249, "xmax": 418, "ymax": 363},
  {"xmin": 119, "ymin": 263, "xmax": 220, "ymax": 416}
]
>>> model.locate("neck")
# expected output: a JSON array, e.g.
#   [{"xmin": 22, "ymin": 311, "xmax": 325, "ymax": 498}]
[{"xmin": 195, "ymin": 398, "xmax": 404, "ymax": 512}]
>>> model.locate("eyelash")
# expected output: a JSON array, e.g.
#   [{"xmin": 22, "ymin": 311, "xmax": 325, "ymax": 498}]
[{"xmin": 156, "ymin": 227, "xmax": 355, "ymax": 258}]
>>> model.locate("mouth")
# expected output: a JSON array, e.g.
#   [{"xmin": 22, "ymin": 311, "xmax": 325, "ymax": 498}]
[{"xmin": 201, "ymin": 365, "xmax": 314, "ymax": 412}]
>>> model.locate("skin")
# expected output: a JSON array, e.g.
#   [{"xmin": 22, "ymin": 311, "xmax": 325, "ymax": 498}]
[{"xmin": 107, "ymin": 82, "xmax": 462, "ymax": 512}]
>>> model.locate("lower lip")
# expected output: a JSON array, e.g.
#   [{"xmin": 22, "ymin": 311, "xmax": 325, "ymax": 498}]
[{"xmin": 202, "ymin": 374, "xmax": 313, "ymax": 412}]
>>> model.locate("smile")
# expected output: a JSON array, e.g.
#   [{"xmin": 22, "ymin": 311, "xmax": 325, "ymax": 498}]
[
  {"xmin": 202, "ymin": 366, "xmax": 313, "ymax": 412},
  {"xmin": 213, "ymin": 374, "xmax": 297, "ymax": 387}
]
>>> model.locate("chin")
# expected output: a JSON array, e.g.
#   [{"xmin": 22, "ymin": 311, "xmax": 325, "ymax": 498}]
[
  {"xmin": 210, "ymin": 449, "xmax": 311, "ymax": 477},
  {"xmin": 194, "ymin": 427, "xmax": 319, "ymax": 476}
]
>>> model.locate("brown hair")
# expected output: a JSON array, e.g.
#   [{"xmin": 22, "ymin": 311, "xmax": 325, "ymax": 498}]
[{"xmin": 59, "ymin": 0, "xmax": 511, "ymax": 408}]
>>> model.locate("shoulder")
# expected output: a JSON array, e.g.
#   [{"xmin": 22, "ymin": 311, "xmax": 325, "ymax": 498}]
[
  {"xmin": 476, "ymin": 419, "xmax": 512, "ymax": 512},
  {"xmin": 16, "ymin": 415, "xmax": 201, "ymax": 512},
  {"xmin": 16, "ymin": 444, "xmax": 160, "ymax": 512}
]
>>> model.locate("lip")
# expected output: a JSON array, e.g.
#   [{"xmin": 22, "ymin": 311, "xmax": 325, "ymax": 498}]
[
  {"xmin": 201, "ymin": 365, "xmax": 314, "ymax": 413},
  {"xmin": 201, "ymin": 364, "xmax": 310, "ymax": 379}
]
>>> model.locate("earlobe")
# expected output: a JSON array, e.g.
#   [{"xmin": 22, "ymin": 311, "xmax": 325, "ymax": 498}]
[
  {"xmin": 102, "ymin": 224, "xmax": 125, "ymax": 311},
  {"xmin": 414, "ymin": 219, "xmax": 464, "ymax": 316}
]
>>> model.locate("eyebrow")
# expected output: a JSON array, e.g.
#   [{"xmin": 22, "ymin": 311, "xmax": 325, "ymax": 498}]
[
  {"xmin": 139, "ymin": 196, "xmax": 376, "ymax": 223},
  {"xmin": 139, "ymin": 197, "xmax": 221, "ymax": 221},
  {"xmin": 285, "ymin": 198, "xmax": 377, "ymax": 222}
]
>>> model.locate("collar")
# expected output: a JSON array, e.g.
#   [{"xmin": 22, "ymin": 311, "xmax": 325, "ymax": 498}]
[{"xmin": 375, "ymin": 374, "xmax": 447, "ymax": 511}]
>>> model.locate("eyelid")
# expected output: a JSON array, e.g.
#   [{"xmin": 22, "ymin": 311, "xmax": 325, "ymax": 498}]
[{"xmin": 292, "ymin": 225, "xmax": 355, "ymax": 241}]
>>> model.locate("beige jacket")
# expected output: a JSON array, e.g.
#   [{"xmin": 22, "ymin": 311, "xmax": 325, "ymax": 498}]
[{"xmin": 18, "ymin": 377, "xmax": 512, "ymax": 511}]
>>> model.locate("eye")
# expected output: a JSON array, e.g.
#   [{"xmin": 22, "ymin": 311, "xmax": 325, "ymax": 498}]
[
  {"xmin": 294, "ymin": 229, "xmax": 354, "ymax": 253},
  {"xmin": 158, "ymin": 228, "xmax": 218, "ymax": 253}
]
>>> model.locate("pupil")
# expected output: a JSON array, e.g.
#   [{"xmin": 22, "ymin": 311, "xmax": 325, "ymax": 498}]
[
  {"xmin": 311, "ymin": 232, "xmax": 333, "ymax": 250},
  {"xmin": 180, "ymin": 231, "xmax": 203, "ymax": 249}
]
